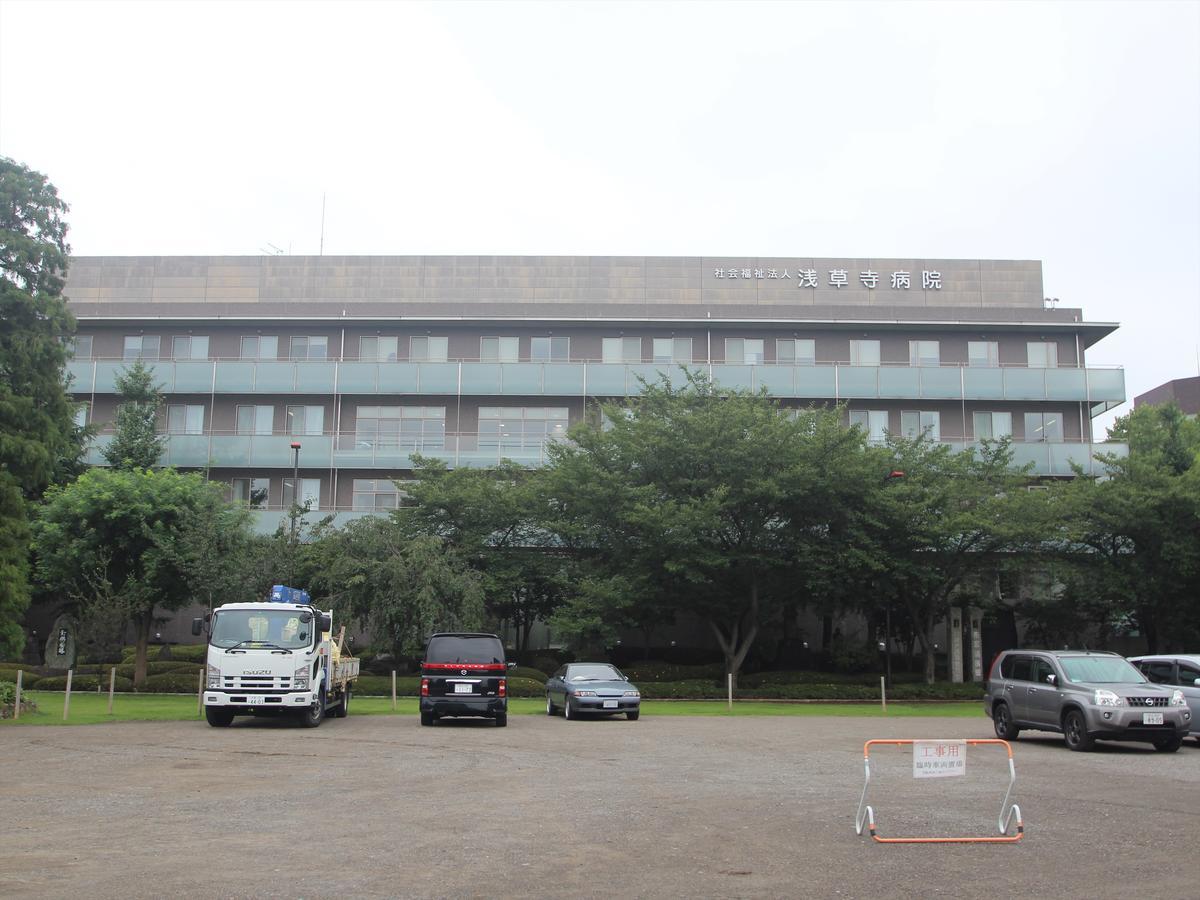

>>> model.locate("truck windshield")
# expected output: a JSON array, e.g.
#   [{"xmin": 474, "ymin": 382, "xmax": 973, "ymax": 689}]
[
  {"xmin": 1059, "ymin": 657, "xmax": 1147, "ymax": 684},
  {"xmin": 211, "ymin": 610, "xmax": 314, "ymax": 650},
  {"xmin": 426, "ymin": 635, "xmax": 504, "ymax": 665}
]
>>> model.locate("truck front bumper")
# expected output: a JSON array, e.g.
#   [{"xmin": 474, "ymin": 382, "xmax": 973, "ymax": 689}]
[{"xmin": 203, "ymin": 691, "xmax": 315, "ymax": 710}]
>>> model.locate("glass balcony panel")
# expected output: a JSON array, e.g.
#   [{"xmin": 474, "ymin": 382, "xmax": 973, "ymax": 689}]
[
  {"xmin": 337, "ymin": 362, "xmax": 379, "ymax": 393},
  {"xmin": 255, "ymin": 362, "xmax": 295, "ymax": 392},
  {"xmin": 755, "ymin": 366, "xmax": 795, "ymax": 396},
  {"xmin": 838, "ymin": 365, "xmax": 880, "ymax": 399},
  {"xmin": 542, "ymin": 364, "xmax": 585, "ymax": 396},
  {"xmin": 1046, "ymin": 368, "xmax": 1086, "ymax": 401},
  {"xmin": 418, "ymin": 363, "xmax": 458, "ymax": 393},
  {"xmin": 67, "ymin": 360, "xmax": 95, "ymax": 393},
  {"xmin": 1004, "ymin": 367, "xmax": 1046, "ymax": 400},
  {"xmin": 710, "ymin": 365, "xmax": 753, "ymax": 391},
  {"xmin": 164, "ymin": 435, "xmax": 211, "ymax": 467},
  {"xmin": 920, "ymin": 367, "xmax": 962, "ymax": 399},
  {"xmin": 795, "ymin": 366, "xmax": 837, "ymax": 399},
  {"xmin": 501, "ymin": 363, "xmax": 543, "ymax": 395},
  {"xmin": 627, "ymin": 364, "xmax": 672, "ymax": 394},
  {"xmin": 585, "ymin": 363, "xmax": 628, "ymax": 397},
  {"xmin": 1048, "ymin": 442, "xmax": 1090, "ymax": 476},
  {"xmin": 377, "ymin": 363, "xmax": 420, "ymax": 393},
  {"xmin": 207, "ymin": 435, "xmax": 252, "ymax": 467},
  {"xmin": 295, "ymin": 362, "xmax": 336, "ymax": 393},
  {"xmin": 1088, "ymin": 368, "xmax": 1126, "ymax": 402},
  {"xmin": 174, "ymin": 361, "xmax": 214, "ymax": 392},
  {"xmin": 962, "ymin": 367, "xmax": 1005, "ymax": 400},
  {"xmin": 214, "ymin": 361, "xmax": 257, "ymax": 392},
  {"xmin": 878, "ymin": 367, "xmax": 919, "ymax": 399},
  {"xmin": 92, "ymin": 361, "xmax": 130, "ymax": 393},
  {"xmin": 461, "ymin": 363, "xmax": 502, "ymax": 394}
]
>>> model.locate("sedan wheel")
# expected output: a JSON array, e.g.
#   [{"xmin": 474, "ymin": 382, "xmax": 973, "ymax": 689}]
[
  {"xmin": 546, "ymin": 696, "xmax": 555, "ymax": 716},
  {"xmin": 564, "ymin": 698, "xmax": 574, "ymax": 720}
]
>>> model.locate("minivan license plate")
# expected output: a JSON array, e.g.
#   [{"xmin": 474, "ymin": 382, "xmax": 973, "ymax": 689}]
[
  {"xmin": 1143, "ymin": 712, "xmax": 1164, "ymax": 725},
  {"xmin": 454, "ymin": 684, "xmax": 472, "ymax": 694}
]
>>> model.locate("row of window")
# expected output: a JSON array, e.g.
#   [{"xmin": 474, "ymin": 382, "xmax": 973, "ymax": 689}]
[
  {"xmin": 140, "ymin": 403, "xmax": 1066, "ymax": 444},
  {"xmin": 75, "ymin": 334, "xmax": 1063, "ymax": 368},
  {"xmin": 230, "ymin": 477, "xmax": 409, "ymax": 512}
]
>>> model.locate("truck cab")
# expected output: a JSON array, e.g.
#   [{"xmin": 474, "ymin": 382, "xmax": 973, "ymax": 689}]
[{"xmin": 196, "ymin": 586, "xmax": 357, "ymax": 728}]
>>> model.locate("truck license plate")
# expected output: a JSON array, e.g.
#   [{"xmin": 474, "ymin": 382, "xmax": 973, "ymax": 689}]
[
  {"xmin": 1143, "ymin": 712, "xmax": 1164, "ymax": 725},
  {"xmin": 454, "ymin": 684, "xmax": 472, "ymax": 694},
  {"xmin": 246, "ymin": 695, "xmax": 265, "ymax": 706},
  {"xmin": 603, "ymin": 700, "xmax": 618, "ymax": 709}
]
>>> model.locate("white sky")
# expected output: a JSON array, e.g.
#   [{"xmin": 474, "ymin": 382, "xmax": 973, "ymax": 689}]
[{"xmin": 2, "ymin": 0, "xmax": 1198, "ymax": 434}]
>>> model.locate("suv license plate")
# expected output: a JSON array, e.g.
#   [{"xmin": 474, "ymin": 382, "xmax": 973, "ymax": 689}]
[
  {"xmin": 603, "ymin": 700, "xmax": 618, "ymax": 709},
  {"xmin": 246, "ymin": 695, "xmax": 265, "ymax": 706},
  {"xmin": 1143, "ymin": 712, "xmax": 1164, "ymax": 725},
  {"xmin": 454, "ymin": 684, "xmax": 472, "ymax": 694}
]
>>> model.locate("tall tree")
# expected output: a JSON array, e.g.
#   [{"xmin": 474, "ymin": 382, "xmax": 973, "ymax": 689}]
[
  {"xmin": 101, "ymin": 360, "xmax": 165, "ymax": 470},
  {"xmin": 0, "ymin": 158, "xmax": 80, "ymax": 659},
  {"xmin": 33, "ymin": 469, "xmax": 250, "ymax": 686}
]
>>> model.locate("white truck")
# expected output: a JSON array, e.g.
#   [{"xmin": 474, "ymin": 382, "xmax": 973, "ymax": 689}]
[{"xmin": 193, "ymin": 588, "xmax": 359, "ymax": 728}]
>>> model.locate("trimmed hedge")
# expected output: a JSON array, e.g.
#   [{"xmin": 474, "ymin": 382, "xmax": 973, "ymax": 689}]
[
  {"xmin": 622, "ymin": 662, "xmax": 725, "ymax": 683},
  {"xmin": 120, "ymin": 644, "xmax": 207, "ymax": 663},
  {"xmin": 636, "ymin": 679, "xmax": 984, "ymax": 701},
  {"xmin": 141, "ymin": 673, "xmax": 204, "ymax": 693},
  {"xmin": 349, "ymin": 674, "xmax": 546, "ymax": 698},
  {"xmin": 115, "ymin": 661, "xmax": 202, "ymax": 679},
  {"xmin": 508, "ymin": 666, "xmax": 548, "ymax": 683},
  {"xmin": 35, "ymin": 674, "xmax": 135, "ymax": 692},
  {"xmin": 0, "ymin": 670, "xmax": 41, "ymax": 687}
]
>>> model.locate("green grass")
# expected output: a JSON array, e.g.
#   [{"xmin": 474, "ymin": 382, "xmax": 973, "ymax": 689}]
[{"xmin": 2, "ymin": 691, "xmax": 980, "ymax": 725}]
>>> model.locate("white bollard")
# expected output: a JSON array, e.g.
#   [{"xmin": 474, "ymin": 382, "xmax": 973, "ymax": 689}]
[
  {"xmin": 107, "ymin": 667, "xmax": 116, "ymax": 714},
  {"xmin": 391, "ymin": 670, "xmax": 397, "ymax": 711},
  {"xmin": 63, "ymin": 669, "xmax": 73, "ymax": 721},
  {"xmin": 197, "ymin": 669, "xmax": 204, "ymax": 716},
  {"xmin": 880, "ymin": 676, "xmax": 887, "ymax": 714},
  {"xmin": 14, "ymin": 670, "xmax": 22, "ymax": 721},
  {"xmin": 727, "ymin": 673, "xmax": 733, "ymax": 711}
]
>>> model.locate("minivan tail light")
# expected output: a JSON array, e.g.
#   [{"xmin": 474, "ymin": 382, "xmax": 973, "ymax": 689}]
[
  {"xmin": 421, "ymin": 678, "xmax": 429, "ymax": 697},
  {"xmin": 498, "ymin": 678, "xmax": 506, "ymax": 697}
]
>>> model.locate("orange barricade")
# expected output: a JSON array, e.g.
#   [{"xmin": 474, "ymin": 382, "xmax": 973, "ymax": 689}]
[{"xmin": 854, "ymin": 738, "xmax": 1024, "ymax": 844}]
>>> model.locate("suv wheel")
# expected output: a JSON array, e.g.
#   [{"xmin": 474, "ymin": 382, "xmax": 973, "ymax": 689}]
[
  {"xmin": 1063, "ymin": 709, "xmax": 1094, "ymax": 751},
  {"xmin": 1153, "ymin": 734, "xmax": 1182, "ymax": 753},
  {"xmin": 993, "ymin": 702, "xmax": 1020, "ymax": 741}
]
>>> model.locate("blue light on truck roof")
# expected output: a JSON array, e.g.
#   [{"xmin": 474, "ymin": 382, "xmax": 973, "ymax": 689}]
[{"xmin": 269, "ymin": 584, "xmax": 311, "ymax": 605}]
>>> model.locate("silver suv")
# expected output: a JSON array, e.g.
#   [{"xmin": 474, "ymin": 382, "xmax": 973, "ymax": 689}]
[{"xmin": 984, "ymin": 650, "xmax": 1191, "ymax": 752}]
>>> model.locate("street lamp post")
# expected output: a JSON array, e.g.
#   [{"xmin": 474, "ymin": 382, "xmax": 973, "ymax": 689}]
[{"xmin": 289, "ymin": 441, "xmax": 301, "ymax": 584}]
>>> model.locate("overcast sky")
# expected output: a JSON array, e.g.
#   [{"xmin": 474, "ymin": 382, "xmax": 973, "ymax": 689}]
[{"xmin": 2, "ymin": 0, "xmax": 1197, "ymax": 434}]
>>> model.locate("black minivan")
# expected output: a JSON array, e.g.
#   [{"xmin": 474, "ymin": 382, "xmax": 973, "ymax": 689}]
[{"xmin": 420, "ymin": 633, "xmax": 512, "ymax": 727}]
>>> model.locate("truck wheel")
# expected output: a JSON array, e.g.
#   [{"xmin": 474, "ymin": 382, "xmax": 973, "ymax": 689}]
[
  {"xmin": 333, "ymin": 687, "xmax": 351, "ymax": 719},
  {"xmin": 495, "ymin": 712, "xmax": 507, "ymax": 727},
  {"xmin": 1153, "ymin": 734, "xmax": 1182, "ymax": 753},
  {"xmin": 205, "ymin": 707, "xmax": 234, "ymax": 728},
  {"xmin": 420, "ymin": 710, "xmax": 434, "ymax": 726},
  {"xmin": 1062, "ymin": 709, "xmax": 1094, "ymax": 751},
  {"xmin": 300, "ymin": 689, "xmax": 325, "ymax": 728}
]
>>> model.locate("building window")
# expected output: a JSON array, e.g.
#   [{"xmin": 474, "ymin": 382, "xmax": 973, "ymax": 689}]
[
  {"xmin": 479, "ymin": 407, "xmax": 569, "ymax": 449},
  {"xmin": 360, "ymin": 336, "xmax": 399, "ymax": 362},
  {"xmin": 1024, "ymin": 412, "xmax": 1063, "ymax": 443},
  {"xmin": 849, "ymin": 339, "xmax": 880, "ymax": 366},
  {"xmin": 909, "ymin": 340, "xmax": 940, "ymax": 367},
  {"xmin": 602, "ymin": 337, "xmax": 642, "ymax": 363},
  {"xmin": 901, "ymin": 410, "xmax": 941, "ymax": 441},
  {"xmin": 123, "ymin": 335, "xmax": 160, "ymax": 361},
  {"xmin": 232, "ymin": 477, "xmax": 271, "ymax": 509},
  {"xmin": 240, "ymin": 336, "xmax": 279, "ymax": 360},
  {"xmin": 352, "ymin": 479, "xmax": 413, "ymax": 511},
  {"xmin": 973, "ymin": 411, "xmax": 1013, "ymax": 440},
  {"xmin": 282, "ymin": 478, "xmax": 321, "ymax": 510},
  {"xmin": 236, "ymin": 405, "xmax": 274, "ymax": 436},
  {"xmin": 481, "ymin": 336, "xmax": 520, "ymax": 363},
  {"xmin": 777, "ymin": 339, "xmax": 815, "ymax": 366},
  {"xmin": 286, "ymin": 405, "xmax": 325, "ymax": 436},
  {"xmin": 652, "ymin": 338, "xmax": 693, "ymax": 364},
  {"xmin": 531, "ymin": 336, "xmax": 569, "ymax": 362},
  {"xmin": 73, "ymin": 402, "xmax": 89, "ymax": 429},
  {"xmin": 725, "ymin": 338, "xmax": 764, "ymax": 365},
  {"xmin": 410, "ymin": 336, "xmax": 449, "ymax": 363},
  {"xmin": 849, "ymin": 409, "xmax": 888, "ymax": 443},
  {"xmin": 289, "ymin": 336, "xmax": 328, "ymax": 360},
  {"xmin": 167, "ymin": 404, "xmax": 205, "ymax": 435},
  {"xmin": 1027, "ymin": 342, "xmax": 1059, "ymax": 369},
  {"xmin": 69, "ymin": 335, "xmax": 93, "ymax": 360},
  {"xmin": 171, "ymin": 336, "xmax": 210, "ymax": 360},
  {"xmin": 355, "ymin": 406, "xmax": 446, "ymax": 450},
  {"xmin": 968, "ymin": 341, "xmax": 999, "ymax": 368}
]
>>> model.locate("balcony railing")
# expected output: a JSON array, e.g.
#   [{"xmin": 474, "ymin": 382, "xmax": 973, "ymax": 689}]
[
  {"xmin": 67, "ymin": 358, "xmax": 1125, "ymax": 407},
  {"xmin": 82, "ymin": 431, "xmax": 1129, "ymax": 477}
]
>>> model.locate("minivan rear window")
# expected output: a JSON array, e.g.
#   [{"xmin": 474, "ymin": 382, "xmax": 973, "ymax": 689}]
[{"xmin": 426, "ymin": 635, "xmax": 504, "ymax": 665}]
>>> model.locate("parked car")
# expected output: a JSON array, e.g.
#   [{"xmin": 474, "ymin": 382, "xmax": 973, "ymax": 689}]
[
  {"xmin": 419, "ymin": 632, "xmax": 514, "ymax": 727},
  {"xmin": 545, "ymin": 663, "xmax": 641, "ymax": 721},
  {"xmin": 984, "ymin": 649, "xmax": 1191, "ymax": 752},
  {"xmin": 1128, "ymin": 654, "xmax": 1200, "ymax": 746}
]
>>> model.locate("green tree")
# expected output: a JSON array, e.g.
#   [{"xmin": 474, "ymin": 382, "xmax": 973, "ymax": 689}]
[
  {"xmin": 1055, "ymin": 403, "xmax": 1200, "ymax": 651},
  {"xmin": 0, "ymin": 158, "xmax": 80, "ymax": 658},
  {"xmin": 400, "ymin": 459, "xmax": 566, "ymax": 653},
  {"xmin": 101, "ymin": 360, "xmax": 164, "ymax": 470},
  {"xmin": 33, "ymin": 468, "xmax": 250, "ymax": 686},
  {"xmin": 307, "ymin": 518, "xmax": 485, "ymax": 662}
]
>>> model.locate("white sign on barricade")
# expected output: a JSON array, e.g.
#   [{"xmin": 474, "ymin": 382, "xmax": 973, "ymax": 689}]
[{"xmin": 912, "ymin": 740, "xmax": 966, "ymax": 779}]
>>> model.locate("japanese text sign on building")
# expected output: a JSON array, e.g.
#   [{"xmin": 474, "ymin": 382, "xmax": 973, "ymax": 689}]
[
  {"xmin": 912, "ymin": 740, "xmax": 967, "ymax": 779},
  {"xmin": 711, "ymin": 265, "xmax": 940, "ymax": 289}
]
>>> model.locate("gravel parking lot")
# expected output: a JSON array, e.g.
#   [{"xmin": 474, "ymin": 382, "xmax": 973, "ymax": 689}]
[{"xmin": 1, "ymin": 713, "xmax": 1197, "ymax": 899}]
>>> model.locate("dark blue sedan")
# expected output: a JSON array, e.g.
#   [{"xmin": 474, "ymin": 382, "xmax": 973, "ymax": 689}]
[{"xmin": 545, "ymin": 663, "xmax": 641, "ymax": 721}]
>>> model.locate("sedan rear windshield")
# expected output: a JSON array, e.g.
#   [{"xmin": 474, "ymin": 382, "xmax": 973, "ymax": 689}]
[
  {"xmin": 1060, "ymin": 657, "xmax": 1147, "ymax": 684},
  {"xmin": 426, "ymin": 636, "xmax": 504, "ymax": 665}
]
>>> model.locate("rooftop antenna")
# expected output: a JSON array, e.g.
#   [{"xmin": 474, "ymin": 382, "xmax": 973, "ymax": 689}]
[{"xmin": 319, "ymin": 192, "xmax": 326, "ymax": 256}]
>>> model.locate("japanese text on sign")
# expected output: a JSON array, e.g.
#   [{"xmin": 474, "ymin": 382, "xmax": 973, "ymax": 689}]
[
  {"xmin": 912, "ymin": 740, "xmax": 966, "ymax": 779},
  {"xmin": 712, "ymin": 265, "xmax": 941, "ymax": 289}
]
